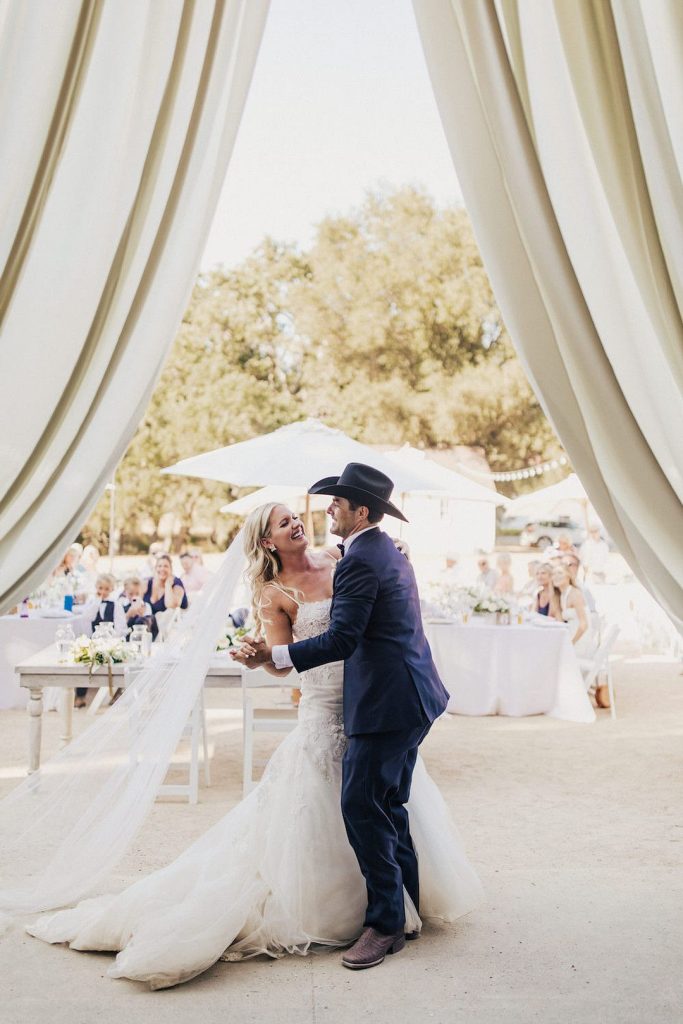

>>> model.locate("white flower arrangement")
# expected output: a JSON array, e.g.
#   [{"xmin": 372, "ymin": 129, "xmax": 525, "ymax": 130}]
[
  {"xmin": 70, "ymin": 634, "xmax": 135, "ymax": 667},
  {"xmin": 470, "ymin": 589, "xmax": 510, "ymax": 616},
  {"xmin": 426, "ymin": 583, "xmax": 510, "ymax": 618},
  {"xmin": 215, "ymin": 624, "xmax": 249, "ymax": 652}
]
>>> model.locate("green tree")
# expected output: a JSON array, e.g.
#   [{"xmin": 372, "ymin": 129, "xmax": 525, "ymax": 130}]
[{"xmin": 84, "ymin": 187, "xmax": 562, "ymax": 550}]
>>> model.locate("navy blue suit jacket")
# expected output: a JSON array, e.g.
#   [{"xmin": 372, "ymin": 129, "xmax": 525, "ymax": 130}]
[{"xmin": 288, "ymin": 529, "xmax": 449, "ymax": 735}]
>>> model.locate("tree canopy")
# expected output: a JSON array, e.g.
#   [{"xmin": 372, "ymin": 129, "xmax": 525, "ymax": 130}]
[{"xmin": 84, "ymin": 188, "xmax": 561, "ymax": 552}]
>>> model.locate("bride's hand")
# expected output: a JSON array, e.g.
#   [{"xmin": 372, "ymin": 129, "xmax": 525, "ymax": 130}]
[{"xmin": 230, "ymin": 637, "xmax": 272, "ymax": 667}]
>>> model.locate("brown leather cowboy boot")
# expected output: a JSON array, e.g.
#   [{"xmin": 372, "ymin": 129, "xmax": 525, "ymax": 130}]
[{"xmin": 341, "ymin": 927, "xmax": 406, "ymax": 970}]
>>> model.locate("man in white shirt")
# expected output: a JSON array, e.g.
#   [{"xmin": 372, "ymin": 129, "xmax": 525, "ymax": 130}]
[
  {"xmin": 475, "ymin": 556, "xmax": 498, "ymax": 591},
  {"xmin": 581, "ymin": 526, "xmax": 610, "ymax": 583}
]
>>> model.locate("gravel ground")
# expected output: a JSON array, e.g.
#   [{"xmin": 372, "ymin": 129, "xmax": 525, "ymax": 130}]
[{"xmin": 2, "ymin": 655, "xmax": 682, "ymax": 1024}]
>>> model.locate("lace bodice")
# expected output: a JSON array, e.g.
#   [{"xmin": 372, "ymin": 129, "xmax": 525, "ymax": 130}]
[{"xmin": 292, "ymin": 599, "xmax": 343, "ymax": 719}]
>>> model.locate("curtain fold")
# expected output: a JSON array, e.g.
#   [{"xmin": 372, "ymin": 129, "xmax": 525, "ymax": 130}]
[
  {"xmin": 413, "ymin": 0, "xmax": 683, "ymax": 631},
  {"xmin": 0, "ymin": 0, "xmax": 270, "ymax": 611}
]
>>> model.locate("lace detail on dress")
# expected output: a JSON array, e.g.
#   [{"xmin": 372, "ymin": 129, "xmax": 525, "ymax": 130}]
[{"xmin": 256, "ymin": 600, "xmax": 346, "ymax": 797}]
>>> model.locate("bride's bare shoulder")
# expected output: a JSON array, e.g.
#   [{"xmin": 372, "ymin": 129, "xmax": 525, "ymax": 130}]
[{"xmin": 261, "ymin": 581, "xmax": 296, "ymax": 612}]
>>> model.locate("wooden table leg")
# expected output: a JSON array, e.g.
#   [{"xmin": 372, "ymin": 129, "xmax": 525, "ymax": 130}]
[
  {"xmin": 27, "ymin": 687, "xmax": 43, "ymax": 774},
  {"xmin": 60, "ymin": 688, "xmax": 73, "ymax": 747}
]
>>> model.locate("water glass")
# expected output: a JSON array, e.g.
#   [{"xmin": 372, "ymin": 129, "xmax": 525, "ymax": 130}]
[{"xmin": 54, "ymin": 626, "xmax": 73, "ymax": 663}]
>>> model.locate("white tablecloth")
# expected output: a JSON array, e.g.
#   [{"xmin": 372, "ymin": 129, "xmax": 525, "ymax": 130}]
[
  {"xmin": 0, "ymin": 612, "xmax": 92, "ymax": 709},
  {"xmin": 424, "ymin": 619, "xmax": 595, "ymax": 723}
]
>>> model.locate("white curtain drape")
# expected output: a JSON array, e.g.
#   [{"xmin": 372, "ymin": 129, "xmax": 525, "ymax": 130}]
[
  {"xmin": 0, "ymin": 0, "xmax": 269, "ymax": 612},
  {"xmin": 413, "ymin": 0, "xmax": 683, "ymax": 631}
]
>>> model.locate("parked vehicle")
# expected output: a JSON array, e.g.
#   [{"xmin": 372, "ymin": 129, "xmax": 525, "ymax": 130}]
[{"xmin": 519, "ymin": 517, "xmax": 585, "ymax": 550}]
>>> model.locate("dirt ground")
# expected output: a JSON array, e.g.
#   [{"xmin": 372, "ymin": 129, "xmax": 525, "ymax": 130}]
[{"xmin": 2, "ymin": 655, "xmax": 682, "ymax": 1024}]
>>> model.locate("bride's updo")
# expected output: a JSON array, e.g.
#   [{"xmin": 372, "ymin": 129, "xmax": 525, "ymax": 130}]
[{"xmin": 243, "ymin": 503, "xmax": 299, "ymax": 635}]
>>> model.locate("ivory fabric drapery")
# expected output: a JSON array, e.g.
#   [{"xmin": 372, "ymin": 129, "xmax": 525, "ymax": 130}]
[
  {"xmin": 413, "ymin": 0, "xmax": 683, "ymax": 631},
  {"xmin": 0, "ymin": 0, "xmax": 270, "ymax": 612}
]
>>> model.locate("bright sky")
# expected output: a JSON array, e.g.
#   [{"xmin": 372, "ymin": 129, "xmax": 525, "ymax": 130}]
[{"xmin": 200, "ymin": 0, "xmax": 462, "ymax": 270}]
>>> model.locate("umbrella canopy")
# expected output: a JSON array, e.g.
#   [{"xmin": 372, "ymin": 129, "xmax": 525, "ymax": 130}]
[
  {"xmin": 162, "ymin": 419, "xmax": 480, "ymax": 497},
  {"xmin": 506, "ymin": 473, "xmax": 597, "ymax": 524},
  {"xmin": 220, "ymin": 485, "xmax": 329, "ymax": 517},
  {"xmin": 384, "ymin": 446, "xmax": 509, "ymax": 505}
]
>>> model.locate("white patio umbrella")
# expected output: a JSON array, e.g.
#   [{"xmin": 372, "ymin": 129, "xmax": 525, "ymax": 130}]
[
  {"xmin": 505, "ymin": 473, "xmax": 597, "ymax": 527},
  {"xmin": 220, "ymin": 485, "xmax": 330, "ymax": 517},
  {"xmin": 164, "ymin": 419, "xmax": 486, "ymax": 534}
]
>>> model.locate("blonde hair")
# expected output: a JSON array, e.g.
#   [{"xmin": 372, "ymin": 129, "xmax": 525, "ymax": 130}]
[
  {"xmin": 243, "ymin": 503, "xmax": 300, "ymax": 636},
  {"xmin": 123, "ymin": 575, "xmax": 142, "ymax": 589},
  {"xmin": 95, "ymin": 573, "xmax": 116, "ymax": 592}
]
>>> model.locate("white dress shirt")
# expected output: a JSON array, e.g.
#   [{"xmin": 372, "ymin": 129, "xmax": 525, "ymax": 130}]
[
  {"xmin": 82, "ymin": 597, "xmax": 128, "ymax": 637},
  {"xmin": 272, "ymin": 526, "xmax": 379, "ymax": 670}
]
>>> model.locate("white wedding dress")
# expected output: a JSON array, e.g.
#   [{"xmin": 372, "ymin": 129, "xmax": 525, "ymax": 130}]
[{"xmin": 27, "ymin": 600, "xmax": 483, "ymax": 989}]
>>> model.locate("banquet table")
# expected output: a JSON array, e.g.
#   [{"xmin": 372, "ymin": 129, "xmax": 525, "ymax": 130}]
[
  {"xmin": 17, "ymin": 644, "xmax": 242, "ymax": 772},
  {"xmin": 424, "ymin": 617, "xmax": 595, "ymax": 723},
  {"xmin": 0, "ymin": 611, "xmax": 92, "ymax": 710}
]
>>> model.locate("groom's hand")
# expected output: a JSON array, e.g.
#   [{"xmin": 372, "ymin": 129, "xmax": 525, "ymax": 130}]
[{"xmin": 230, "ymin": 637, "xmax": 273, "ymax": 668}]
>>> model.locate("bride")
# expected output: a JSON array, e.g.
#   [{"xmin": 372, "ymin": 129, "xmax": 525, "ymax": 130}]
[{"xmin": 27, "ymin": 503, "xmax": 482, "ymax": 989}]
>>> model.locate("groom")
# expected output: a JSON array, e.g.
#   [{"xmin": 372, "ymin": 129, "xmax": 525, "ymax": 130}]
[{"xmin": 241, "ymin": 463, "xmax": 449, "ymax": 970}]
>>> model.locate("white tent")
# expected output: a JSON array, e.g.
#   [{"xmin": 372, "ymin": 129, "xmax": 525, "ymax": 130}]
[
  {"xmin": 506, "ymin": 473, "xmax": 598, "ymax": 527},
  {"xmin": 380, "ymin": 447, "xmax": 507, "ymax": 557},
  {"xmin": 385, "ymin": 445, "xmax": 509, "ymax": 505}
]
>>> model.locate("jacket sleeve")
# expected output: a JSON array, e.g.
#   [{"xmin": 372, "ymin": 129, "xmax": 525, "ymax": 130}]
[{"xmin": 288, "ymin": 556, "xmax": 379, "ymax": 674}]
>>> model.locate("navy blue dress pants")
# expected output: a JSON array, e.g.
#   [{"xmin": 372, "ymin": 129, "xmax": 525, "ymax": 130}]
[{"xmin": 341, "ymin": 720, "xmax": 431, "ymax": 935}]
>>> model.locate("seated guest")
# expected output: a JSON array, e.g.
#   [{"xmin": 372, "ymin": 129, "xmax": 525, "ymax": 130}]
[
  {"xmin": 228, "ymin": 606, "xmax": 250, "ymax": 629},
  {"xmin": 494, "ymin": 553, "xmax": 514, "ymax": 595},
  {"xmin": 476, "ymin": 556, "xmax": 498, "ymax": 590},
  {"xmin": 441, "ymin": 550, "xmax": 462, "ymax": 584},
  {"xmin": 179, "ymin": 549, "xmax": 212, "ymax": 595},
  {"xmin": 518, "ymin": 559, "xmax": 541, "ymax": 602},
  {"xmin": 144, "ymin": 541, "xmax": 166, "ymax": 579},
  {"xmin": 551, "ymin": 563, "xmax": 595, "ymax": 657},
  {"xmin": 562, "ymin": 554, "xmax": 597, "ymax": 613},
  {"xmin": 50, "ymin": 545, "xmax": 80, "ymax": 581},
  {"xmin": 548, "ymin": 531, "xmax": 578, "ymax": 559},
  {"xmin": 534, "ymin": 563, "xmax": 562, "ymax": 619},
  {"xmin": 144, "ymin": 554, "xmax": 188, "ymax": 639},
  {"xmin": 119, "ymin": 575, "xmax": 154, "ymax": 634},
  {"xmin": 75, "ymin": 574, "xmax": 127, "ymax": 708},
  {"xmin": 74, "ymin": 543, "xmax": 100, "ymax": 601}
]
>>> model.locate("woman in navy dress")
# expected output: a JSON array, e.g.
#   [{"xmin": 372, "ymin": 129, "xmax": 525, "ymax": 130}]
[
  {"xmin": 143, "ymin": 554, "xmax": 188, "ymax": 639},
  {"xmin": 534, "ymin": 563, "xmax": 561, "ymax": 619}
]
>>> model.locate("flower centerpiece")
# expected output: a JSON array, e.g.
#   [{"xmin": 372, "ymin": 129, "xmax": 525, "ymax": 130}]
[
  {"xmin": 424, "ymin": 580, "xmax": 466, "ymax": 619},
  {"xmin": 425, "ymin": 584, "xmax": 512, "ymax": 624},
  {"xmin": 70, "ymin": 634, "xmax": 136, "ymax": 696},
  {"xmin": 456, "ymin": 587, "xmax": 511, "ymax": 623},
  {"xmin": 216, "ymin": 624, "xmax": 249, "ymax": 653}
]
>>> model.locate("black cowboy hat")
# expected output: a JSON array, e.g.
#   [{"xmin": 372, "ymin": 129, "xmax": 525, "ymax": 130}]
[{"xmin": 308, "ymin": 462, "xmax": 408, "ymax": 522}]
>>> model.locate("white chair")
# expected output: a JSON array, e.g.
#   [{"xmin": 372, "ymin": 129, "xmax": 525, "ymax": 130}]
[
  {"xmin": 157, "ymin": 691, "xmax": 211, "ymax": 804},
  {"xmin": 579, "ymin": 624, "xmax": 620, "ymax": 720},
  {"xmin": 242, "ymin": 667, "xmax": 298, "ymax": 797}
]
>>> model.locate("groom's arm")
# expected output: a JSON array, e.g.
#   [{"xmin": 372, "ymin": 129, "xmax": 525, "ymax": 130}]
[{"xmin": 284, "ymin": 557, "xmax": 379, "ymax": 674}]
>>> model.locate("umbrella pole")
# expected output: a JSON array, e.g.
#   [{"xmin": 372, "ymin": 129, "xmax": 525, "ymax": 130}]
[{"xmin": 305, "ymin": 493, "xmax": 314, "ymax": 545}]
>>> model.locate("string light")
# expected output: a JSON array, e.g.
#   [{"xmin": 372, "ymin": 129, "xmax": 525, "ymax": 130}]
[{"xmin": 456, "ymin": 455, "xmax": 569, "ymax": 483}]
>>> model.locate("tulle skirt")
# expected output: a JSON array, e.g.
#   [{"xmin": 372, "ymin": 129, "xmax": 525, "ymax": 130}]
[{"xmin": 27, "ymin": 723, "xmax": 483, "ymax": 989}]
